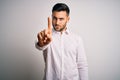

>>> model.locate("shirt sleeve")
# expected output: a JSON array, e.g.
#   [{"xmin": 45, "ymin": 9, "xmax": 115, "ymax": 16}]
[
  {"xmin": 76, "ymin": 37, "xmax": 89, "ymax": 80},
  {"xmin": 35, "ymin": 41, "xmax": 50, "ymax": 51}
]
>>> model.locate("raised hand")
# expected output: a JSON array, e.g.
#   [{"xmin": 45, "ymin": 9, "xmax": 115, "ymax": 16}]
[{"xmin": 37, "ymin": 17, "xmax": 52, "ymax": 47}]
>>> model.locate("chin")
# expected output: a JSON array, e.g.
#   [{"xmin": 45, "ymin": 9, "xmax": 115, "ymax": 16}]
[
  {"xmin": 54, "ymin": 27, "xmax": 60, "ymax": 31},
  {"xmin": 55, "ymin": 29, "xmax": 60, "ymax": 32}
]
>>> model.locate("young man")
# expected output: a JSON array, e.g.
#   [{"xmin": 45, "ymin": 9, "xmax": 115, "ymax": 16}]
[{"xmin": 36, "ymin": 3, "xmax": 88, "ymax": 80}]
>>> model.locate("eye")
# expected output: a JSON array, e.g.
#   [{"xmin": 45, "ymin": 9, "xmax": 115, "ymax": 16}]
[
  {"xmin": 59, "ymin": 18, "xmax": 64, "ymax": 21},
  {"xmin": 52, "ymin": 17, "xmax": 57, "ymax": 20}
]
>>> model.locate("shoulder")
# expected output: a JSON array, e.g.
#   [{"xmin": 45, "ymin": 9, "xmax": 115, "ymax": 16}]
[
  {"xmin": 69, "ymin": 32, "xmax": 84, "ymax": 47},
  {"xmin": 69, "ymin": 32, "xmax": 83, "ymax": 41}
]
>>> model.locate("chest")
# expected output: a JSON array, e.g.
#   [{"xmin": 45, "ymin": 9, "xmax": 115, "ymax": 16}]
[{"xmin": 51, "ymin": 34, "xmax": 78, "ymax": 55}]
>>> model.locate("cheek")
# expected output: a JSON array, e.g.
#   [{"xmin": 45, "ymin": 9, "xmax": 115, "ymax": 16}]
[
  {"xmin": 52, "ymin": 20, "xmax": 55, "ymax": 25},
  {"xmin": 61, "ymin": 20, "xmax": 66, "ymax": 24},
  {"xmin": 62, "ymin": 20, "xmax": 67, "ymax": 25}
]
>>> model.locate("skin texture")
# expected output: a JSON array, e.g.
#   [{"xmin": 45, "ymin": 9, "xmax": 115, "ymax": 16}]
[{"xmin": 37, "ymin": 11, "xmax": 69, "ymax": 47}]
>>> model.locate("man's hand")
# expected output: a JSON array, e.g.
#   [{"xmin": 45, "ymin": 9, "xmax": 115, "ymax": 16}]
[{"xmin": 37, "ymin": 17, "xmax": 52, "ymax": 47}]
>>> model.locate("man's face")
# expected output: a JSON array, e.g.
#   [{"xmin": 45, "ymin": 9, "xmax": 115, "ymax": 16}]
[{"xmin": 52, "ymin": 11, "xmax": 69, "ymax": 32}]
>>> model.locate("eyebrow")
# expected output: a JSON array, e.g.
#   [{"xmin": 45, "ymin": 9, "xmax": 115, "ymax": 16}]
[{"xmin": 53, "ymin": 16, "xmax": 64, "ymax": 19}]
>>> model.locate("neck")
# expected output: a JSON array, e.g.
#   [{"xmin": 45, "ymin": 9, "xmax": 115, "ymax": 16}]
[{"xmin": 60, "ymin": 27, "xmax": 67, "ymax": 34}]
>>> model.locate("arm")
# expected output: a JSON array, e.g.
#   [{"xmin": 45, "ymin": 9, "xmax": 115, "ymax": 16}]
[
  {"xmin": 35, "ymin": 41, "xmax": 50, "ymax": 51},
  {"xmin": 36, "ymin": 17, "xmax": 52, "ymax": 51},
  {"xmin": 76, "ymin": 37, "xmax": 88, "ymax": 80}
]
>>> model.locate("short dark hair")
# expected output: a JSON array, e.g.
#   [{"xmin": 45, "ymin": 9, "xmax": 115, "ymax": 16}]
[{"xmin": 52, "ymin": 3, "xmax": 70, "ymax": 16}]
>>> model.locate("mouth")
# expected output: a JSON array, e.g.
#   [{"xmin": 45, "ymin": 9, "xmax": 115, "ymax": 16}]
[
  {"xmin": 53, "ymin": 26, "xmax": 60, "ymax": 31},
  {"xmin": 55, "ymin": 26, "xmax": 60, "ymax": 27},
  {"xmin": 54, "ymin": 25, "xmax": 60, "ymax": 28}
]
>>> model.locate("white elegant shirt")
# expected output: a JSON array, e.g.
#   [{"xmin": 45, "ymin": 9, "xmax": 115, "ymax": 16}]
[{"xmin": 36, "ymin": 29, "xmax": 88, "ymax": 80}]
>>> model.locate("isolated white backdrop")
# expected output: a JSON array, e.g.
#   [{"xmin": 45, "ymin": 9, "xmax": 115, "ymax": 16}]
[{"xmin": 0, "ymin": 0, "xmax": 120, "ymax": 80}]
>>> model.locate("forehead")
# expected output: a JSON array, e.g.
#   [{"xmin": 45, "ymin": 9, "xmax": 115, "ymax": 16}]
[{"xmin": 52, "ymin": 11, "xmax": 68, "ymax": 18}]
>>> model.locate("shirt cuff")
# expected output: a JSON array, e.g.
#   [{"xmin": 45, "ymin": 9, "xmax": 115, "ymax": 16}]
[
  {"xmin": 35, "ymin": 41, "xmax": 50, "ymax": 51},
  {"xmin": 78, "ymin": 67, "xmax": 89, "ymax": 80}
]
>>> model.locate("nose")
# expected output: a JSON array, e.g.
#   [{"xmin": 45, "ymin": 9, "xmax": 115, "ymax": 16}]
[{"xmin": 56, "ymin": 19, "xmax": 60, "ymax": 25}]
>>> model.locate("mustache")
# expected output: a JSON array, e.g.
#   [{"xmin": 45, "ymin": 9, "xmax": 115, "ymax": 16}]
[{"xmin": 54, "ymin": 24, "xmax": 60, "ymax": 26}]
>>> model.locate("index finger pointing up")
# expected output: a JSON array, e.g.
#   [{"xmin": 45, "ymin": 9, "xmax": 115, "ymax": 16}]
[{"xmin": 48, "ymin": 17, "xmax": 52, "ymax": 30}]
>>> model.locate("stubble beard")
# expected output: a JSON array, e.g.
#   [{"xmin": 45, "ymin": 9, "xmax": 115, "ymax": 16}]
[{"xmin": 53, "ymin": 24, "xmax": 67, "ymax": 32}]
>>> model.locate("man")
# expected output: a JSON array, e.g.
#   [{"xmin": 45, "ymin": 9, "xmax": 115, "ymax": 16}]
[{"xmin": 36, "ymin": 3, "xmax": 88, "ymax": 80}]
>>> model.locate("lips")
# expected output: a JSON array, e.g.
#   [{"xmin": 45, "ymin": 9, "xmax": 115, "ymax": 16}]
[
  {"xmin": 54, "ymin": 25, "xmax": 60, "ymax": 28},
  {"xmin": 54, "ymin": 26, "xmax": 60, "ymax": 30},
  {"xmin": 55, "ymin": 26, "xmax": 60, "ymax": 27}
]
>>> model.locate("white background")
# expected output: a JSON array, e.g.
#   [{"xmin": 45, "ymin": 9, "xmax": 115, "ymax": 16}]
[{"xmin": 0, "ymin": 0, "xmax": 120, "ymax": 80}]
